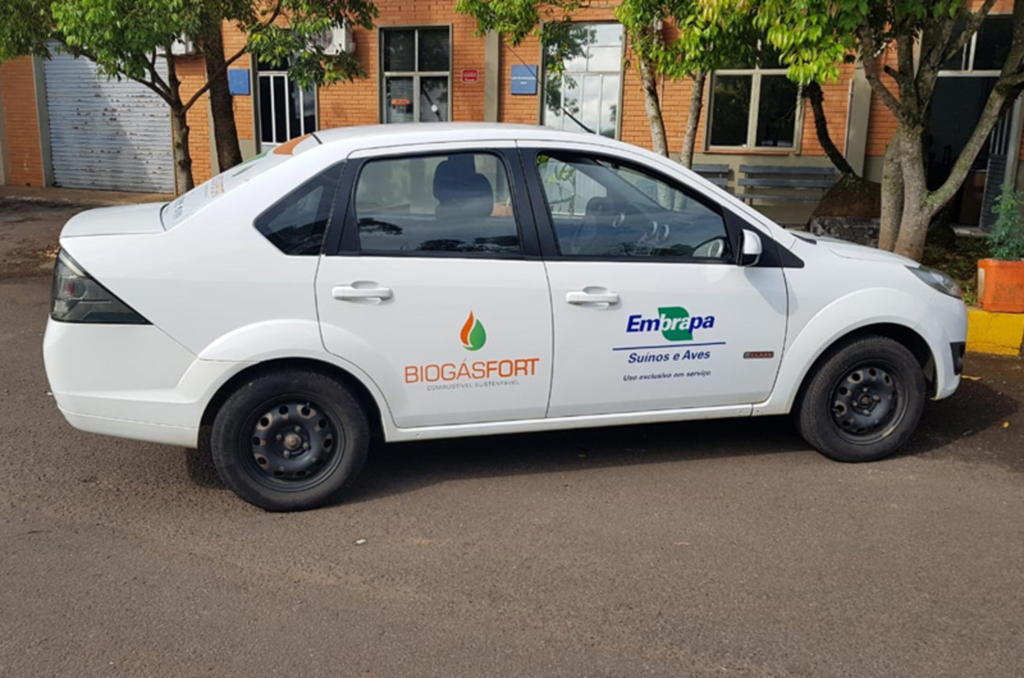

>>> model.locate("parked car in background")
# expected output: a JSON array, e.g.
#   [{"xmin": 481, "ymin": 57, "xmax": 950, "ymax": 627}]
[{"xmin": 44, "ymin": 124, "xmax": 967, "ymax": 511}]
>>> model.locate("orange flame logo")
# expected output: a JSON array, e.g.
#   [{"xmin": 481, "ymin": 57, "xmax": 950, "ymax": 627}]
[{"xmin": 460, "ymin": 312, "xmax": 487, "ymax": 351}]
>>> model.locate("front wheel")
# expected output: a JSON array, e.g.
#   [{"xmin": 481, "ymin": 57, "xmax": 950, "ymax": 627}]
[
  {"xmin": 795, "ymin": 336, "xmax": 926, "ymax": 463},
  {"xmin": 211, "ymin": 369, "xmax": 369, "ymax": 511}
]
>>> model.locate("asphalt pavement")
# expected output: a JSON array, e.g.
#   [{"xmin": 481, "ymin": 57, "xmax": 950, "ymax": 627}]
[{"xmin": 1, "ymin": 200, "xmax": 1023, "ymax": 677}]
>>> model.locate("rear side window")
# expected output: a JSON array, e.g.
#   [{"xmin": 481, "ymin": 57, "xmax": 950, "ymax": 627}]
[
  {"xmin": 254, "ymin": 163, "xmax": 344, "ymax": 255},
  {"xmin": 353, "ymin": 152, "xmax": 519, "ymax": 255}
]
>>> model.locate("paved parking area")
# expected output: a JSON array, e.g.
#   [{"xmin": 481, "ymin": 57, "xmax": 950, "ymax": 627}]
[{"xmin": 1, "ymin": 200, "xmax": 1023, "ymax": 677}]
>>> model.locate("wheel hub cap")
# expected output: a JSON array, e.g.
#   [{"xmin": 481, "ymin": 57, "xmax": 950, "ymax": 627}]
[
  {"xmin": 249, "ymin": 401, "xmax": 338, "ymax": 483},
  {"xmin": 831, "ymin": 365, "xmax": 898, "ymax": 438}
]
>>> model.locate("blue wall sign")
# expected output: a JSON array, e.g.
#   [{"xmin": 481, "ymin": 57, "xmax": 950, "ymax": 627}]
[
  {"xmin": 511, "ymin": 65, "xmax": 539, "ymax": 96},
  {"xmin": 228, "ymin": 69, "xmax": 251, "ymax": 96}
]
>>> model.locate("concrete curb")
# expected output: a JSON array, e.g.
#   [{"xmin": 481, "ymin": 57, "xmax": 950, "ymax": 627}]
[{"xmin": 967, "ymin": 308, "xmax": 1024, "ymax": 356}]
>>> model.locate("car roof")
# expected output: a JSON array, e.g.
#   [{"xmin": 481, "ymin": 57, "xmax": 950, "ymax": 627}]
[{"xmin": 311, "ymin": 122, "xmax": 620, "ymax": 152}]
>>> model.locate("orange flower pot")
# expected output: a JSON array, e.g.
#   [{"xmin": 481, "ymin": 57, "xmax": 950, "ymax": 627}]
[{"xmin": 978, "ymin": 259, "xmax": 1024, "ymax": 313}]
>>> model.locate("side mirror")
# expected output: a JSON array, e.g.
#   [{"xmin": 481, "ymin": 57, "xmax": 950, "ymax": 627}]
[{"xmin": 740, "ymin": 230, "xmax": 763, "ymax": 267}]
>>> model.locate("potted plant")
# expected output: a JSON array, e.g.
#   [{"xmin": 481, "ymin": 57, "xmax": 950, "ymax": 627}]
[{"xmin": 978, "ymin": 185, "xmax": 1024, "ymax": 313}]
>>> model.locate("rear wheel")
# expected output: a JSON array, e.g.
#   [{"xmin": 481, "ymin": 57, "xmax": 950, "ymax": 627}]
[
  {"xmin": 795, "ymin": 336, "xmax": 926, "ymax": 462},
  {"xmin": 211, "ymin": 370, "xmax": 369, "ymax": 511}
]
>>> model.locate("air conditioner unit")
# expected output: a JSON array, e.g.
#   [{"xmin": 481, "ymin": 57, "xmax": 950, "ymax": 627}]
[
  {"xmin": 170, "ymin": 35, "xmax": 198, "ymax": 56},
  {"xmin": 311, "ymin": 24, "xmax": 355, "ymax": 55}
]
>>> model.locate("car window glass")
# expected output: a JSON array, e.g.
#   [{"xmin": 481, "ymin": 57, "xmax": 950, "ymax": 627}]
[
  {"xmin": 254, "ymin": 163, "xmax": 343, "ymax": 255},
  {"xmin": 354, "ymin": 152, "xmax": 519, "ymax": 255},
  {"xmin": 535, "ymin": 153, "xmax": 731, "ymax": 260}
]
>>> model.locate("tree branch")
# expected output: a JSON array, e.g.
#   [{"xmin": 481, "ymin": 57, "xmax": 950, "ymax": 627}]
[
  {"xmin": 54, "ymin": 35, "xmax": 172, "ymax": 104},
  {"xmin": 858, "ymin": 25, "xmax": 903, "ymax": 122},
  {"xmin": 182, "ymin": 46, "xmax": 247, "ymax": 112},
  {"xmin": 1004, "ymin": 71, "xmax": 1024, "ymax": 87},
  {"xmin": 805, "ymin": 81, "xmax": 858, "ymax": 177},
  {"xmin": 180, "ymin": 0, "xmax": 288, "ymax": 115},
  {"xmin": 942, "ymin": 0, "xmax": 998, "ymax": 63},
  {"xmin": 146, "ymin": 51, "xmax": 171, "ymax": 99},
  {"xmin": 883, "ymin": 64, "xmax": 902, "ymax": 82},
  {"xmin": 928, "ymin": 0, "xmax": 1024, "ymax": 213}
]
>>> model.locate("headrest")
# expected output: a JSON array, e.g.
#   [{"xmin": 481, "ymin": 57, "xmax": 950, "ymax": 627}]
[
  {"xmin": 435, "ymin": 173, "xmax": 495, "ymax": 220},
  {"xmin": 433, "ymin": 156, "xmax": 478, "ymax": 205}
]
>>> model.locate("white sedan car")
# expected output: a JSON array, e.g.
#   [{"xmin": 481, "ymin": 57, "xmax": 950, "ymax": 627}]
[{"xmin": 44, "ymin": 124, "xmax": 967, "ymax": 511}]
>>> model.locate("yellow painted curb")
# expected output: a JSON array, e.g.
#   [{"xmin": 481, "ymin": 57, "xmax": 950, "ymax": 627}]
[{"xmin": 967, "ymin": 308, "xmax": 1024, "ymax": 356}]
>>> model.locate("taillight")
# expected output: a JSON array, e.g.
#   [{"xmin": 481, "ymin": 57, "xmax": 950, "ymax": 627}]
[{"xmin": 50, "ymin": 250, "xmax": 149, "ymax": 324}]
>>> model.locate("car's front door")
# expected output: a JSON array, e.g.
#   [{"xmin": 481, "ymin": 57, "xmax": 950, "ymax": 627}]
[
  {"xmin": 521, "ymin": 144, "xmax": 788, "ymax": 418},
  {"xmin": 316, "ymin": 144, "xmax": 552, "ymax": 429}
]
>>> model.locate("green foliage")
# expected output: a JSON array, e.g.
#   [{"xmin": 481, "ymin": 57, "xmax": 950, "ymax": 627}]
[
  {"xmin": 923, "ymin": 236, "xmax": 991, "ymax": 306},
  {"xmin": 989, "ymin": 184, "xmax": 1024, "ymax": 262},
  {"xmin": 454, "ymin": 0, "xmax": 553, "ymax": 45},
  {"xmin": 0, "ymin": 0, "xmax": 58, "ymax": 61},
  {"xmin": 0, "ymin": 0, "xmax": 379, "ymax": 94},
  {"xmin": 242, "ymin": 0, "xmax": 378, "ymax": 88},
  {"xmin": 51, "ymin": 0, "xmax": 203, "ymax": 81},
  {"xmin": 731, "ymin": 0, "xmax": 977, "ymax": 85},
  {"xmin": 456, "ymin": 0, "xmax": 757, "ymax": 81}
]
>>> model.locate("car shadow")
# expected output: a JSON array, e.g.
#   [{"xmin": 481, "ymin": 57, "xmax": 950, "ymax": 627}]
[
  {"xmin": 895, "ymin": 374, "xmax": 1021, "ymax": 462},
  {"xmin": 180, "ymin": 377, "xmax": 1019, "ymax": 504}
]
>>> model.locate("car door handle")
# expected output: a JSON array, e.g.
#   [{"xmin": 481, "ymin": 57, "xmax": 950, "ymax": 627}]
[
  {"xmin": 566, "ymin": 289, "xmax": 620, "ymax": 305},
  {"xmin": 332, "ymin": 284, "xmax": 393, "ymax": 301}
]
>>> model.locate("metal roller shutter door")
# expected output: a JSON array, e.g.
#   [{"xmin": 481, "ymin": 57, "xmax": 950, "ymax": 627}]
[{"xmin": 43, "ymin": 52, "xmax": 175, "ymax": 193}]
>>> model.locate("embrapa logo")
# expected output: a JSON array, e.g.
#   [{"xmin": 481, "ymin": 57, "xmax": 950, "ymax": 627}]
[
  {"xmin": 460, "ymin": 312, "xmax": 487, "ymax": 351},
  {"xmin": 626, "ymin": 306, "xmax": 716, "ymax": 342}
]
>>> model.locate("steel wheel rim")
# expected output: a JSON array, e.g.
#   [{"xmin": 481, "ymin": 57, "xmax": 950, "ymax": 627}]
[
  {"xmin": 829, "ymin": 361, "xmax": 907, "ymax": 445},
  {"xmin": 241, "ymin": 397, "xmax": 344, "ymax": 492}
]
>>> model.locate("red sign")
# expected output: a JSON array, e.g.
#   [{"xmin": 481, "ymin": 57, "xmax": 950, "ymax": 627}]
[{"xmin": 461, "ymin": 69, "xmax": 480, "ymax": 84}]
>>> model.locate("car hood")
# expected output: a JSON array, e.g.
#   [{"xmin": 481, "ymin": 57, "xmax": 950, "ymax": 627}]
[
  {"xmin": 797, "ymin": 233, "xmax": 917, "ymax": 266},
  {"xmin": 60, "ymin": 202, "xmax": 167, "ymax": 239}
]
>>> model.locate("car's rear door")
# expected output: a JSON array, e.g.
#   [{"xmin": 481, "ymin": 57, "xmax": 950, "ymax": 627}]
[
  {"xmin": 520, "ymin": 142, "xmax": 788, "ymax": 417},
  {"xmin": 315, "ymin": 142, "xmax": 553, "ymax": 428}
]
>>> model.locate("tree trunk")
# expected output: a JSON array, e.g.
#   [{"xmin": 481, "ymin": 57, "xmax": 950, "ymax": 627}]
[
  {"xmin": 805, "ymin": 81, "xmax": 858, "ymax": 177},
  {"xmin": 202, "ymin": 24, "xmax": 243, "ymax": 172},
  {"xmin": 639, "ymin": 56, "xmax": 668, "ymax": 157},
  {"xmin": 680, "ymin": 70, "xmax": 705, "ymax": 168},
  {"xmin": 171, "ymin": 107, "xmax": 194, "ymax": 194},
  {"xmin": 166, "ymin": 55, "xmax": 194, "ymax": 194},
  {"xmin": 894, "ymin": 127, "xmax": 931, "ymax": 261},
  {"xmin": 878, "ymin": 134, "xmax": 903, "ymax": 251}
]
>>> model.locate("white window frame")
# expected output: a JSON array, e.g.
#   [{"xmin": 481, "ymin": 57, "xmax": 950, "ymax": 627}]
[
  {"xmin": 256, "ymin": 63, "xmax": 318, "ymax": 150},
  {"xmin": 379, "ymin": 25, "xmax": 453, "ymax": 124},
  {"xmin": 706, "ymin": 68, "xmax": 804, "ymax": 152},
  {"xmin": 540, "ymin": 21, "xmax": 625, "ymax": 139}
]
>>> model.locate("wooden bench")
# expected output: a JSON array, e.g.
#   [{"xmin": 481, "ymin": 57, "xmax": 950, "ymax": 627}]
[
  {"xmin": 738, "ymin": 165, "xmax": 837, "ymax": 204},
  {"xmin": 692, "ymin": 163, "xmax": 731, "ymax": 190}
]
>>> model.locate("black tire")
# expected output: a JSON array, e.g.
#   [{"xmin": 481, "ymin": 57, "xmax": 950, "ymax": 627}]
[
  {"xmin": 211, "ymin": 369, "xmax": 369, "ymax": 511},
  {"xmin": 795, "ymin": 335, "xmax": 926, "ymax": 463}
]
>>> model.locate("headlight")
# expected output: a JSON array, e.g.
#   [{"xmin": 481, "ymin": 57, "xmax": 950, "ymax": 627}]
[
  {"xmin": 51, "ymin": 250, "xmax": 149, "ymax": 324},
  {"xmin": 907, "ymin": 265, "xmax": 962, "ymax": 299}
]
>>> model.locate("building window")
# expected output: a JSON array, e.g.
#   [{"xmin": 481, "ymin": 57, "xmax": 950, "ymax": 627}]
[
  {"xmin": 708, "ymin": 59, "xmax": 800, "ymax": 150},
  {"xmin": 942, "ymin": 15, "xmax": 1013, "ymax": 73},
  {"xmin": 257, "ymin": 59, "xmax": 317, "ymax": 149},
  {"xmin": 381, "ymin": 27, "xmax": 451, "ymax": 123},
  {"xmin": 542, "ymin": 23, "xmax": 623, "ymax": 139}
]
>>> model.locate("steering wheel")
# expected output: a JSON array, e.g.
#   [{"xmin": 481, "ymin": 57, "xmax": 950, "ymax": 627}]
[
  {"xmin": 569, "ymin": 202, "xmax": 644, "ymax": 255},
  {"xmin": 692, "ymin": 236, "xmax": 728, "ymax": 259}
]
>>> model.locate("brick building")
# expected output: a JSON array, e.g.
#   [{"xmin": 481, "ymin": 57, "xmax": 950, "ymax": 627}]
[{"xmin": 1, "ymin": 0, "xmax": 1021, "ymax": 226}]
